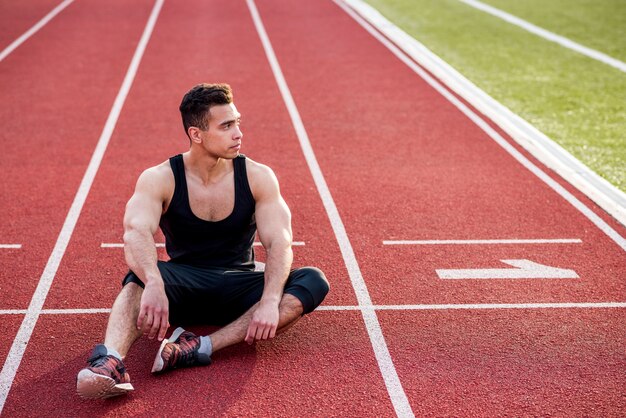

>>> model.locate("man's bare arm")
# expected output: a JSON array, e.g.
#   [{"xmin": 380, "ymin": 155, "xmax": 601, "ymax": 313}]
[
  {"xmin": 123, "ymin": 165, "xmax": 172, "ymax": 341},
  {"xmin": 245, "ymin": 162, "xmax": 293, "ymax": 343}
]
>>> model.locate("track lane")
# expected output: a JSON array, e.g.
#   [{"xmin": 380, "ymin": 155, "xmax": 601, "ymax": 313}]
[
  {"xmin": 379, "ymin": 308, "xmax": 625, "ymax": 415},
  {"xmin": 43, "ymin": 0, "xmax": 354, "ymax": 311},
  {"xmin": 0, "ymin": 0, "xmax": 155, "ymax": 309},
  {"xmin": 255, "ymin": 0, "xmax": 626, "ymax": 306},
  {"xmin": 0, "ymin": 0, "xmax": 160, "ymax": 412},
  {"xmin": 254, "ymin": 0, "xmax": 625, "ymax": 414},
  {"xmin": 4, "ymin": 0, "xmax": 389, "ymax": 415},
  {"xmin": 3, "ymin": 0, "xmax": 623, "ymax": 415},
  {"xmin": 4, "ymin": 312, "xmax": 394, "ymax": 416},
  {"xmin": 0, "ymin": 0, "xmax": 66, "ymax": 56}
]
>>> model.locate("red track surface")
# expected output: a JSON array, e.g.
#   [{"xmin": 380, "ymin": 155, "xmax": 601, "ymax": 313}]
[
  {"xmin": 0, "ymin": 0, "xmax": 155, "ymax": 309},
  {"xmin": 1, "ymin": 0, "xmax": 624, "ymax": 416},
  {"xmin": 0, "ymin": 0, "xmax": 61, "ymax": 49}
]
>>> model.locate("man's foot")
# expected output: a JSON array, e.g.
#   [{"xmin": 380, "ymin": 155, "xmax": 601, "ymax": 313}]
[
  {"xmin": 151, "ymin": 327, "xmax": 212, "ymax": 374},
  {"xmin": 76, "ymin": 345, "xmax": 134, "ymax": 399}
]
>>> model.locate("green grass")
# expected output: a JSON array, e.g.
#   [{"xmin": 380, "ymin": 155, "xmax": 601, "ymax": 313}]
[
  {"xmin": 364, "ymin": 0, "xmax": 626, "ymax": 192},
  {"xmin": 481, "ymin": 0, "xmax": 626, "ymax": 62}
]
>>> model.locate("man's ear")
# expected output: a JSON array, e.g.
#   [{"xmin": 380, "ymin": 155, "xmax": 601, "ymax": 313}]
[{"xmin": 187, "ymin": 126, "xmax": 203, "ymax": 144}]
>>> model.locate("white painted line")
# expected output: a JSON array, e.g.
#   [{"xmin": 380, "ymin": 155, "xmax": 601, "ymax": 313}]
[
  {"xmin": 0, "ymin": 0, "xmax": 75, "ymax": 63},
  {"xmin": 0, "ymin": 0, "xmax": 165, "ymax": 413},
  {"xmin": 0, "ymin": 309, "xmax": 111, "ymax": 315},
  {"xmin": 41, "ymin": 308, "xmax": 111, "ymax": 315},
  {"xmin": 339, "ymin": 0, "xmax": 626, "ymax": 229},
  {"xmin": 376, "ymin": 302, "xmax": 626, "ymax": 310},
  {"xmin": 457, "ymin": 0, "xmax": 626, "ymax": 73},
  {"xmin": 246, "ymin": 1, "xmax": 413, "ymax": 416},
  {"xmin": 317, "ymin": 302, "xmax": 626, "ymax": 310},
  {"xmin": 384, "ymin": 239, "xmax": 582, "ymax": 245},
  {"xmin": 336, "ymin": 0, "xmax": 626, "ymax": 251},
  {"xmin": 254, "ymin": 241, "xmax": 305, "ymax": 246},
  {"xmin": 101, "ymin": 241, "xmax": 305, "ymax": 248},
  {"xmin": 0, "ymin": 245, "xmax": 22, "ymax": 249},
  {"xmin": 101, "ymin": 243, "xmax": 165, "ymax": 248},
  {"xmin": 437, "ymin": 259, "xmax": 579, "ymax": 279},
  {"xmin": 315, "ymin": 305, "xmax": 362, "ymax": 311},
  {"xmin": 2, "ymin": 303, "xmax": 625, "ymax": 316}
]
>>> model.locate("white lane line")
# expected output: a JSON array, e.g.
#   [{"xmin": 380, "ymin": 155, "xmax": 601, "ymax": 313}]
[
  {"xmin": 101, "ymin": 243, "xmax": 165, "ymax": 248},
  {"xmin": 2, "ymin": 302, "xmax": 624, "ymax": 316},
  {"xmin": 0, "ymin": 245, "xmax": 22, "ymax": 249},
  {"xmin": 0, "ymin": 0, "xmax": 165, "ymax": 413},
  {"xmin": 0, "ymin": 309, "xmax": 111, "ymax": 315},
  {"xmin": 317, "ymin": 302, "xmax": 626, "ymax": 310},
  {"xmin": 336, "ymin": 0, "xmax": 626, "ymax": 252},
  {"xmin": 339, "ymin": 0, "xmax": 626, "ymax": 230},
  {"xmin": 246, "ymin": 1, "xmax": 413, "ymax": 416},
  {"xmin": 457, "ymin": 0, "xmax": 626, "ymax": 73},
  {"xmin": 384, "ymin": 239, "xmax": 582, "ymax": 245},
  {"xmin": 100, "ymin": 241, "xmax": 305, "ymax": 248},
  {"xmin": 0, "ymin": 0, "xmax": 75, "ymax": 63},
  {"xmin": 41, "ymin": 308, "xmax": 112, "ymax": 315},
  {"xmin": 255, "ymin": 241, "xmax": 305, "ymax": 246}
]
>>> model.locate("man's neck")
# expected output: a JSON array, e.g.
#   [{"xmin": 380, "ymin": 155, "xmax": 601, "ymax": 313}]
[{"xmin": 183, "ymin": 150, "xmax": 232, "ymax": 185}]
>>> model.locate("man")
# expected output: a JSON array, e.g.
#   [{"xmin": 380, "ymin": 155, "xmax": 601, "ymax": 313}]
[{"xmin": 76, "ymin": 83, "xmax": 329, "ymax": 399}]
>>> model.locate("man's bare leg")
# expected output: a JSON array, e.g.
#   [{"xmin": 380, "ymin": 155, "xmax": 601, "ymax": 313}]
[
  {"xmin": 210, "ymin": 293, "xmax": 304, "ymax": 353},
  {"xmin": 152, "ymin": 293, "xmax": 304, "ymax": 373},
  {"xmin": 104, "ymin": 282, "xmax": 144, "ymax": 358},
  {"xmin": 77, "ymin": 283, "xmax": 143, "ymax": 399}
]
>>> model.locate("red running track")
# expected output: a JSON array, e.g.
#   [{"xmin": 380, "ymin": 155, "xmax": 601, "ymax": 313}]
[{"xmin": 0, "ymin": 0, "xmax": 624, "ymax": 416}]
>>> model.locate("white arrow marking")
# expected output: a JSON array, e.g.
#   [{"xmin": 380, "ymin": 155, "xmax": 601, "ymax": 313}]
[{"xmin": 437, "ymin": 259, "xmax": 579, "ymax": 279}]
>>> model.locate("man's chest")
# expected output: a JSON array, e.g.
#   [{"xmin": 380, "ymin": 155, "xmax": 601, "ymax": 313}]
[{"xmin": 186, "ymin": 176, "xmax": 235, "ymax": 222}]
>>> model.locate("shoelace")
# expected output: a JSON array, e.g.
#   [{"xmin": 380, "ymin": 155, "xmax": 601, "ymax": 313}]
[
  {"xmin": 168, "ymin": 333, "xmax": 199, "ymax": 367},
  {"xmin": 89, "ymin": 355, "xmax": 125, "ymax": 379}
]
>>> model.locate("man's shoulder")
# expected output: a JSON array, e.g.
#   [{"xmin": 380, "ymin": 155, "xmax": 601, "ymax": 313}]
[
  {"xmin": 135, "ymin": 159, "xmax": 175, "ymax": 191},
  {"xmin": 243, "ymin": 157, "xmax": 280, "ymax": 199},
  {"xmin": 243, "ymin": 156, "xmax": 275, "ymax": 179}
]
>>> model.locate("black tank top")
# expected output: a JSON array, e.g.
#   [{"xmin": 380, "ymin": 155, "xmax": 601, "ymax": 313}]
[{"xmin": 159, "ymin": 154, "xmax": 256, "ymax": 270}]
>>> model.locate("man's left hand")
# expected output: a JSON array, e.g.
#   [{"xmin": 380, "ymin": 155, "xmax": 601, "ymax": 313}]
[{"xmin": 245, "ymin": 302, "xmax": 279, "ymax": 344}]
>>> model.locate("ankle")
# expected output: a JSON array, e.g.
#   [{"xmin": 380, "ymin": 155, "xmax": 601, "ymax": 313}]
[
  {"xmin": 198, "ymin": 336, "xmax": 213, "ymax": 362},
  {"xmin": 103, "ymin": 345, "xmax": 123, "ymax": 361}
]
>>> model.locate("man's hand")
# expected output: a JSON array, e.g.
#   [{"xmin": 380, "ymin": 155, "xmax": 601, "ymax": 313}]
[
  {"xmin": 245, "ymin": 301, "xmax": 279, "ymax": 344},
  {"xmin": 137, "ymin": 281, "xmax": 170, "ymax": 341}
]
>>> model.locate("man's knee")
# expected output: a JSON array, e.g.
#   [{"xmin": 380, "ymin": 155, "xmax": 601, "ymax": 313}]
[
  {"xmin": 114, "ymin": 281, "xmax": 143, "ymax": 309},
  {"xmin": 121, "ymin": 281, "xmax": 143, "ymax": 296},
  {"xmin": 299, "ymin": 266, "xmax": 330, "ymax": 296},
  {"xmin": 286, "ymin": 266, "xmax": 330, "ymax": 314}
]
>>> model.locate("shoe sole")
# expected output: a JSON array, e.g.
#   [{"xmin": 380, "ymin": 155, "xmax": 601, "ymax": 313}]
[
  {"xmin": 76, "ymin": 369, "xmax": 134, "ymax": 399},
  {"xmin": 151, "ymin": 327, "xmax": 185, "ymax": 373}
]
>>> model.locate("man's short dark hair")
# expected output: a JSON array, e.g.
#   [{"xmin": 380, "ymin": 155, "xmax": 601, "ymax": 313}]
[{"xmin": 179, "ymin": 83, "xmax": 233, "ymax": 137}]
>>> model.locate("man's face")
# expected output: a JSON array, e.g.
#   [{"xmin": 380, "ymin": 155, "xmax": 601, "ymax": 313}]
[{"xmin": 199, "ymin": 103, "xmax": 242, "ymax": 158}]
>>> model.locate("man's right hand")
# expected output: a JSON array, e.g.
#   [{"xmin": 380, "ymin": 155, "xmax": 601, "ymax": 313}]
[{"xmin": 137, "ymin": 281, "xmax": 170, "ymax": 341}]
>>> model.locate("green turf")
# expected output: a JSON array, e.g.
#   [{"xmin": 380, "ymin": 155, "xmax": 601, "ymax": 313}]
[
  {"xmin": 363, "ymin": 0, "xmax": 626, "ymax": 192},
  {"xmin": 479, "ymin": 0, "xmax": 626, "ymax": 62}
]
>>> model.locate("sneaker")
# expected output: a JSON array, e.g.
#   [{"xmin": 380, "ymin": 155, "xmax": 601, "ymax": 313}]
[
  {"xmin": 151, "ymin": 327, "xmax": 211, "ymax": 374},
  {"xmin": 76, "ymin": 345, "xmax": 134, "ymax": 399}
]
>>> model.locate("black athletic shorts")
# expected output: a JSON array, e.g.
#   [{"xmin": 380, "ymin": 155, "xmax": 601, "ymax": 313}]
[{"xmin": 122, "ymin": 261, "xmax": 329, "ymax": 326}]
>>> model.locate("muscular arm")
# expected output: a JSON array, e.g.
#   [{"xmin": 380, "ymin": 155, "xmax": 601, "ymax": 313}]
[
  {"xmin": 245, "ymin": 162, "xmax": 293, "ymax": 343},
  {"xmin": 123, "ymin": 165, "xmax": 172, "ymax": 341}
]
